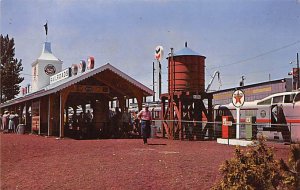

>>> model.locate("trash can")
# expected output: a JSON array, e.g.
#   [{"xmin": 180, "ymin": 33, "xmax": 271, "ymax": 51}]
[
  {"xmin": 17, "ymin": 124, "xmax": 25, "ymax": 134},
  {"xmin": 245, "ymin": 116, "xmax": 256, "ymax": 140}
]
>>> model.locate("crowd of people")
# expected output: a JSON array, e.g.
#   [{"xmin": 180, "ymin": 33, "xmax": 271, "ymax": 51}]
[
  {"xmin": 109, "ymin": 108, "xmax": 140, "ymax": 138},
  {"xmin": 108, "ymin": 106, "xmax": 152, "ymax": 143},
  {"xmin": 0, "ymin": 110, "xmax": 20, "ymax": 133},
  {"xmin": 1, "ymin": 106, "xmax": 154, "ymax": 144}
]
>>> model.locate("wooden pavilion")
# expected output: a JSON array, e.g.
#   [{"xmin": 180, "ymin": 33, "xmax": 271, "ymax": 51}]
[{"xmin": 0, "ymin": 63, "xmax": 153, "ymax": 139}]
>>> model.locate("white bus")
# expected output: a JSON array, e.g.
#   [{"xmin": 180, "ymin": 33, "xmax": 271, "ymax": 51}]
[{"xmin": 214, "ymin": 90, "xmax": 300, "ymax": 142}]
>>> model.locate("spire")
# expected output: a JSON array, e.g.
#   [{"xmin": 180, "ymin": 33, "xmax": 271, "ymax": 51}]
[
  {"xmin": 36, "ymin": 42, "xmax": 60, "ymax": 61},
  {"xmin": 42, "ymin": 42, "xmax": 52, "ymax": 54}
]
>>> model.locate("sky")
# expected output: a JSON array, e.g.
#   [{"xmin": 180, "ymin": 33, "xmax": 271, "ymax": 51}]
[{"xmin": 1, "ymin": 0, "xmax": 300, "ymax": 97}]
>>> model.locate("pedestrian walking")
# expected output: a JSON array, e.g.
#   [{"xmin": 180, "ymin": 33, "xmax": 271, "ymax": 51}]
[{"xmin": 137, "ymin": 104, "xmax": 152, "ymax": 144}]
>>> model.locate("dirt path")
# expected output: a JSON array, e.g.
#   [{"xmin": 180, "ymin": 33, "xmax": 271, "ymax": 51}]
[{"xmin": 0, "ymin": 134, "xmax": 290, "ymax": 190}]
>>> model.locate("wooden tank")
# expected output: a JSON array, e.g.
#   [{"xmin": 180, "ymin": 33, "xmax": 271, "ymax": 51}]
[{"xmin": 168, "ymin": 44, "xmax": 206, "ymax": 93}]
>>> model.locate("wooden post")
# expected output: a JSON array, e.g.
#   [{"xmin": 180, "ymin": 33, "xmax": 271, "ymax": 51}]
[
  {"xmin": 48, "ymin": 95, "xmax": 53, "ymax": 136},
  {"xmin": 161, "ymin": 97, "xmax": 166, "ymax": 138},
  {"xmin": 208, "ymin": 95, "xmax": 213, "ymax": 139},
  {"xmin": 59, "ymin": 89, "xmax": 70, "ymax": 138},
  {"xmin": 60, "ymin": 93, "xmax": 63, "ymax": 138},
  {"xmin": 137, "ymin": 95, "xmax": 143, "ymax": 111},
  {"xmin": 178, "ymin": 99, "xmax": 183, "ymax": 140},
  {"xmin": 38, "ymin": 99, "xmax": 41, "ymax": 135},
  {"xmin": 118, "ymin": 96, "xmax": 125, "ymax": 112},
  {"xmin": 19, "ymin": 104, "xmax": 24, "ymax": 124}
]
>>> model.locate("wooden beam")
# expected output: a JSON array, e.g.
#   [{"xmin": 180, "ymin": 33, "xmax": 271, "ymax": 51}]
[
  {"xmin": 69, "ymin": 85, "xmax": 109, "ymax": 94},
  {"xmin": 93, "ymin": 75, "xmax": 127, "ymax": 96}
]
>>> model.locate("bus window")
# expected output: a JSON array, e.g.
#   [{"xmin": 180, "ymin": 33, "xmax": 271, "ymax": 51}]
[
  {"xmin": 284, "ymin": 94, "xmax": 294, "ymax": 103},
  {"xmin": 294, "ymin": 93, "xmax": 300, "ymax": 102},
  {"xmin": 257, "ymin": 98, "xmax": 272, "ymax": 105},
  {"xmin": 273, "ymin": 96, "xmax": 283, "ymax": 104}
]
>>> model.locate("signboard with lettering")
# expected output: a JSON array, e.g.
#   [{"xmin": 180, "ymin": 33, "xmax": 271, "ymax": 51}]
[
  {"xmin": 49, "ymin": 56, "xmax": 95, "ymax": 85},
  {"xmin": 50, "ymin": 68, "xmax": 71, "ymax": 84},
  {"xmin": 72, "ymin": 85, "xmax": 109, "ymax": 94}
]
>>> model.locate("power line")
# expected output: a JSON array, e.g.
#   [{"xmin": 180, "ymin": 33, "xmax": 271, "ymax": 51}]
[{"xmin": 207, "ymin": 40, "xmax": 300, "ymax": 70}]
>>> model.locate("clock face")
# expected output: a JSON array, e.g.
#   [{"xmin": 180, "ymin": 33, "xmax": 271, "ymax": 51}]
[{"xmin": 44, "ymin": 64, "xmax": 56, "ymax": 76}]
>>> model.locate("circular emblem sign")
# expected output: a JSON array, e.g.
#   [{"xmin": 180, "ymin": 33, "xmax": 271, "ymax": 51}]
[
  {"xmin": 87, "ymin": 56, "xmax": 95, "ymax": 70},
  {"xmin": 71, "ymin": 64, "xmax": 78, "ymax": 76},
  {"xmin": 44, "ymin": 64, "xmax": 56, "ymax": 76},
  {"xmin": 79, "ymin": 60, "xmax": 86, "ymax": 73},
  {"xmin": 155, "ymin": 46, "xmax": 164, "ymax": 61},
  {"xmin": 232, "ymin": 90, "xmax": 245, "ymax": 108},
  {"xmin": 260, "ymin": 110, "xmax": 266, "ymax": 118}
]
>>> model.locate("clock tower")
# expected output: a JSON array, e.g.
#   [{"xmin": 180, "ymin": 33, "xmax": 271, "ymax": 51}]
[{"xmin": 32, "ymin": 42, "xmax": 62, "ymax": 92}]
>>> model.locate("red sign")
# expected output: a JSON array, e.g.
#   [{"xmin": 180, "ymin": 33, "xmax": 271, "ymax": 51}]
[{"xmin": 232, "ymin": 90, "xmax": 245, "ymax": 108}]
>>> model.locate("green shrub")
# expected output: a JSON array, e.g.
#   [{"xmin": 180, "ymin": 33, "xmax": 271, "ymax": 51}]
[
  {"xmin": 213, "ymin": 137, "xmax": 284, "ymax": 190},
  {"xmin": 279, "ymin": 143, "xmax": 300, "ymax": 190}
]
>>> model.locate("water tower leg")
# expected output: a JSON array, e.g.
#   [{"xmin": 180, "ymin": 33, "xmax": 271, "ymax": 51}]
[{"xmin": 194, "ymin": 101, "xmax": 203, "ymax": 140}]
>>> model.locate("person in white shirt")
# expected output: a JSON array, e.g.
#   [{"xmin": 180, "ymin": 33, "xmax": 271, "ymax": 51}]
[{"xmin": 137, "ymin": 105, "xmax": 152, "ymax": 144}]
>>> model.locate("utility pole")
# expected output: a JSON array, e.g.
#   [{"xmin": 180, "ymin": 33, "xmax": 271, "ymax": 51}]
[
  {"xmin": 158, "ymin": 61, "xmax": 161, "ymax": 99},
  {"xmin": 152, "ymin": 62, "xmax": 155, "ymax": 102},
  {"xmin": 0, "ymin": 59, "xmax": 2, "ymax": 105},
  {"xmin": 297, "ymin": 53, "xmax": 299, "ymax": 90}
]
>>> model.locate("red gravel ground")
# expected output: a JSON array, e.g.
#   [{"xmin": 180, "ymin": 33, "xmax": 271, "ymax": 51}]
[{"xmin": 1, "ymin": 133, "xmax": 290, "ymax": 190}]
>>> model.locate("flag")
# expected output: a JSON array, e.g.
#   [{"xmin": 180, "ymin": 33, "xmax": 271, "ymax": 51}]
[{"xmin": 44, "ymin": 22, "xmax": 48, "ymax": 36}]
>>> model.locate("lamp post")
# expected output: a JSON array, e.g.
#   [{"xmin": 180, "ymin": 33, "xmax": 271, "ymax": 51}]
[{"xmin": 290, "ymin": 53, "xmax": 300, "ymax": 90}]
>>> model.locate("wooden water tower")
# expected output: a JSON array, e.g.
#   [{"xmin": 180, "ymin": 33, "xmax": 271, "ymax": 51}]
[{"xmin": 161, "ymin": 42, "xmax": 213, "ymax": 140}]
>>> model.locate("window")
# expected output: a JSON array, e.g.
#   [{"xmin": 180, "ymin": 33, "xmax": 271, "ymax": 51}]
[
  {"xmin": 257, "ymin": 98, "xmax": 272, "ymax": 105},
  {"xmin": 294, "ymin": 93, "xmax": 300, "ymax": 102},
  {"xmin": 273, "ymin": 96, "xmax": 283, "ymax": 103},
  {"xmin": 284, "ymin": 94, "xmax": 294, "ymax": 103}
]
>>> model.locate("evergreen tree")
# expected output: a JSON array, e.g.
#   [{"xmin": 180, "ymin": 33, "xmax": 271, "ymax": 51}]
[{"xmin": 0, "ymin": 34, "xmax": 24, "ymax": 102}]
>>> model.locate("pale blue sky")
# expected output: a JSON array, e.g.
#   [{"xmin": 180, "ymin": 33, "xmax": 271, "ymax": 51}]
[{"xmin": 1, "ymin": 0, "xmax": 300, "ymax": 94}]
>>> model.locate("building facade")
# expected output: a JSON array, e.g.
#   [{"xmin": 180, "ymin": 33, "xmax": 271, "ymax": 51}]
[{"xmin": 212, "ymin": 78, "xmax": 292, "ymax": 105}]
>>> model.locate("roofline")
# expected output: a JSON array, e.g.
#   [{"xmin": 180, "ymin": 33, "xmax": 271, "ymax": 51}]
[
  {"xmin": 0, "ymin": 63, "xmax": 154, "ymax": 108},
  {"xmin": 210, "ymin": 78, "xmax": 291, "ymax": 95}
]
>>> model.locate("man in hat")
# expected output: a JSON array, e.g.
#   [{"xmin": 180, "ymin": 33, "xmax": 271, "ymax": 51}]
[{"xmin": 137, "ymin": 104, "xmax": 152, "ymax": 144}]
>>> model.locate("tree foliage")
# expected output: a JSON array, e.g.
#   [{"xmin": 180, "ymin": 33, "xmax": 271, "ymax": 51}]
[
  {"xmin": 0, "ymin": 34, "xmax": 24, "ymax": 102},
  {"xmin": 279, "ymin": 143, "xmax": 300, "ymax": 190}
]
